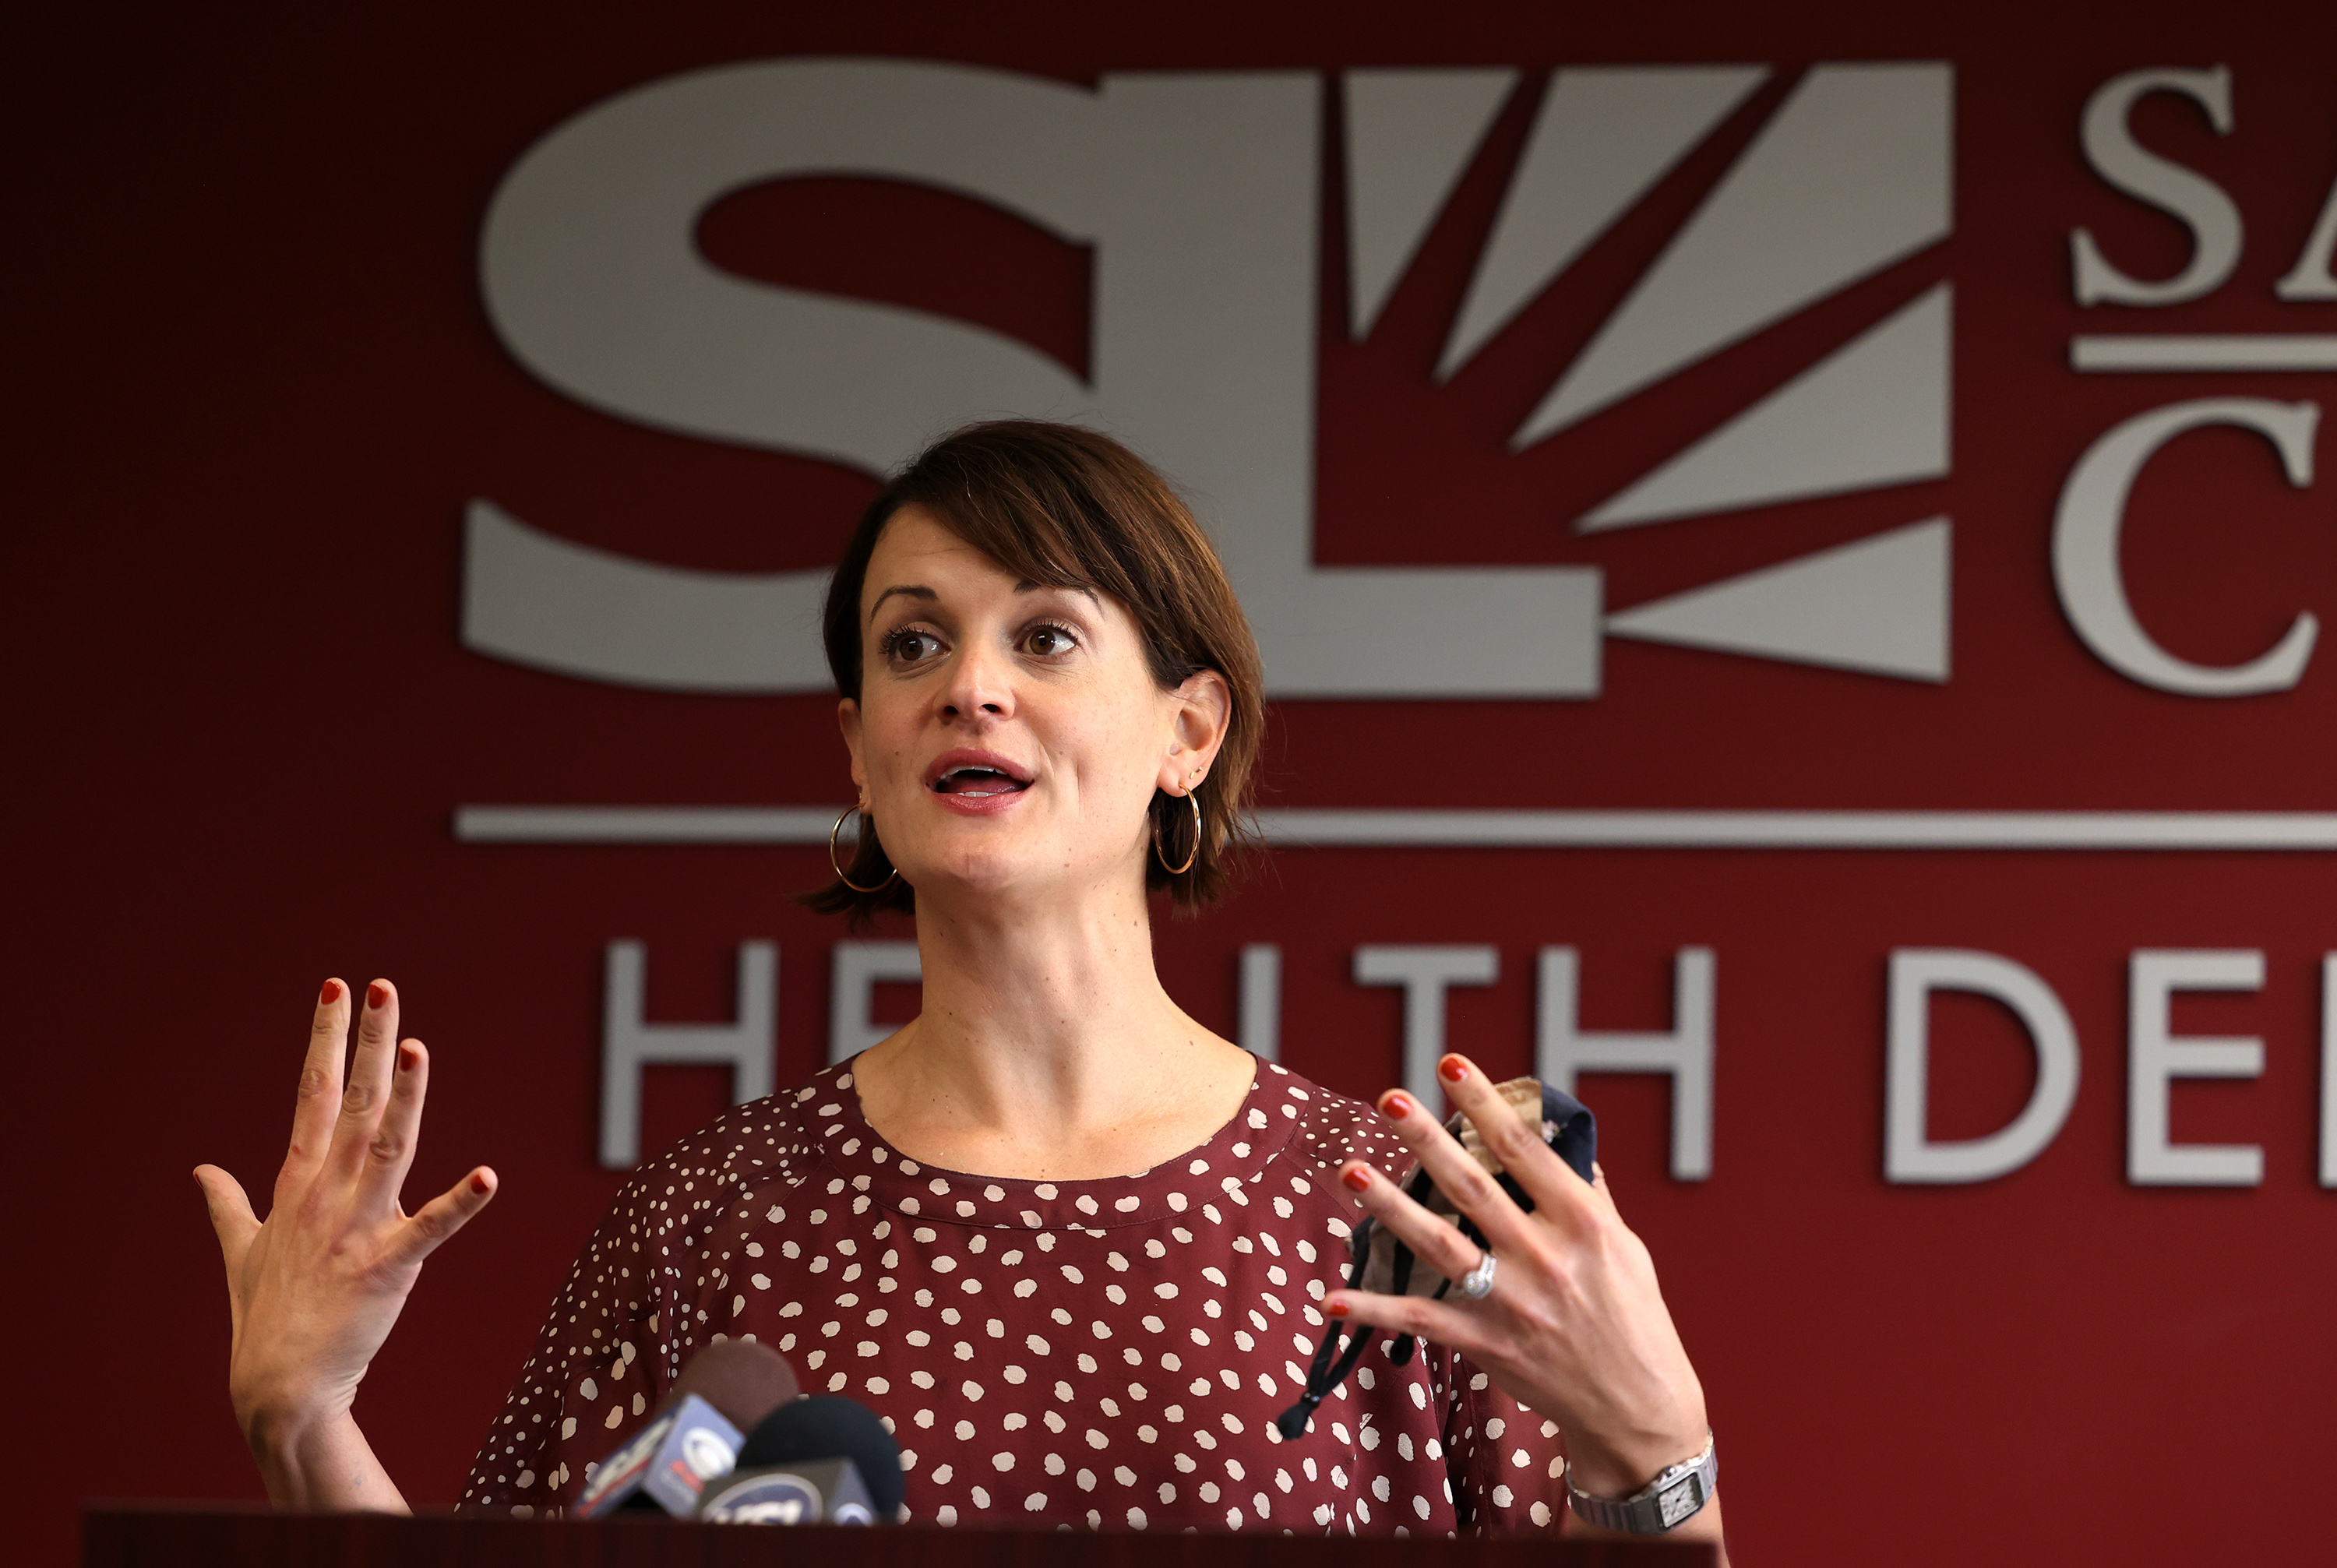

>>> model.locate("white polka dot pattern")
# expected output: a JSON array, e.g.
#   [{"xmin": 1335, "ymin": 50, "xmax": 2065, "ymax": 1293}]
[{"xmin": 459, "ymin": 1059, "xmax": 1566, "ymax": 1534}]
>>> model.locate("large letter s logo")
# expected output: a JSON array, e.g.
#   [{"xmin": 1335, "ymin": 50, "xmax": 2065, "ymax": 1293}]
[{"xmin": 469, "ymin": 60, "xmax": 1101, "ymax": 691}]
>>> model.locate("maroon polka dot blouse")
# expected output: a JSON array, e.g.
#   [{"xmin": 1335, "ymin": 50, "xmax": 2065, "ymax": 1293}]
[{"xmin": 461, "ymin": 1058, "xmax": 1570, "ymax": 1534}]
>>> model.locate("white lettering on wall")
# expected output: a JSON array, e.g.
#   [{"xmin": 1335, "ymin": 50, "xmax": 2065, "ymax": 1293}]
[
  {"xmin": 2321, "ymin": 954, "xmax": 2337, "ymax": 1189},
  {"xmin": 1884, "ymin": 949, "xmax": 2081, "ymax": 1184},
  {"xmin": 1535, "ymin": 946, "xmax": 1715, "ymax": 1181},
  {"xmin": 601, "ymin": 940, "xmax": 777, "ymax": 1168},
  {"xmin": 2052, "ymin": 396, "xmax": 2321, "ymax": 695},
  {"xmin": 1354, "ymin": 945, "xmax": 1500, "ymax": 1109},
  {"xmin": 1239, "ymin": 943, "xmax": 1282, "ymax": 1063},
  {"xmin": 2128, "ymin": 949, "xmax": 2266, "ymax": 1186},
  {"xmin": 2071, "ymin": 65, "xmax": 2242, "ymax": 307},
  {"xmin": 2275, "ymin": 171, "xmax": 2337, "ymax": 301},
  {"xmin": 585, "ymin": 938, "xmax": 2331, "ymax": 1186}
]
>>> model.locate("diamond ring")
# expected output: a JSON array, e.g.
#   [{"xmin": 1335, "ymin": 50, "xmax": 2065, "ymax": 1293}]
[{"xmin": 1457, "ymin": 1250, "xmax": 1497, "ymax": 1300}]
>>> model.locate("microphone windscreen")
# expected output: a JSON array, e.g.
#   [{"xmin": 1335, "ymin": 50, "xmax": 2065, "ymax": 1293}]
[
  {"xmin": 671, "ymin": 1340, "xmax": 802, "ymax": 1433},
  {"xmin": 739, "ymin": 1394, "xmax": 904, "ymax": 1517}
]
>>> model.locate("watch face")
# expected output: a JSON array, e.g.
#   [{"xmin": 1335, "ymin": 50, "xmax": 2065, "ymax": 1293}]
[{"xmin": 1658, "ymin": 1475, "xmax": 1707, "ymax": 1529}]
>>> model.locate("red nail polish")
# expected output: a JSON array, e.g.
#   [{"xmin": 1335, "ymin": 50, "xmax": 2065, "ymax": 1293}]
[
  {"xmin": 1379, "ymin": 1091, "xmax": 1415, "ymax": 1120},
  {"xmin": 367, "ymin": 981, "xmax": 390, "ymax": 1010},
  {"xmin": 397, "ymin": 1043, "xmax": 418, "ymax": 1073},
  {"xmin": 1326, "ymin": 1301, "xmax": 1351, "ymax": 1319},
  {"xmin": 319, "ymin": 980, "xmax": 339, "ymax": 1006},
  {"xmin": 1340, "ymin": 1165, "xmax": 1370, "ymax": 1192},
  {"xmin": 1438, "ymin": 1054, "xmax": 1469, "ymax": 1084},
  {"xmin": 471, "ymin": 1170, "xmax": 491, "ymax": 1194}
]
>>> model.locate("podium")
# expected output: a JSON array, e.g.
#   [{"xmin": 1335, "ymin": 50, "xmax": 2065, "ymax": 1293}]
[{"xmin": 83, "ymin": 1505, "xmax": 1718, "ymax": 1566}]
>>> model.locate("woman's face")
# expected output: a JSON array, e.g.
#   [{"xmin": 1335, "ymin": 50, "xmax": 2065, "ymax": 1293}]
[{"xmin": 838, "ymin": 506, "xmax": 1228, "ymax": 911}]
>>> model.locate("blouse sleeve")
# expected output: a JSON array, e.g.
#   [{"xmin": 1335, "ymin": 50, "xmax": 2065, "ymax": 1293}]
[
  {"xmin": 1443, "ymin": 1354, "xmax": 1571, "ymax": 1533},
  {"xmin": 457, "ymin": 1165, "xmax": 684, "ymax": 1516}
]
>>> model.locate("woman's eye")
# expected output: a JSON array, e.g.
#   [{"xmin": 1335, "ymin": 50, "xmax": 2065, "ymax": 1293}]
[
  {"xmin": 886, "ymin": 630, "xmax": 943, "ymax": 664},
  {"xmin": 1026, "ymin": 625, "xmax": 1076, "ymax": 656}
]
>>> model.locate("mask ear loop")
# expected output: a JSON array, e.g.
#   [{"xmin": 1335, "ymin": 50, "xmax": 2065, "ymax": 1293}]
[
  {"xmin": 1278, "ymin": 1235, "xmax": 1379, "ymax": 1439},
  {"xmin": 1276, "ymin": 1163, "xmax": 1440, "ymax": 1437}
]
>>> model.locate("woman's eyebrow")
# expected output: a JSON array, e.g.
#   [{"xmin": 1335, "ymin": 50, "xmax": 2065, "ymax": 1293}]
[
  {"xmin": 1017, "ymin": 580, "xmax": 1103, "ymax": 608},
  {"xmin": 868, "ymin": 584, "xmax": 936, "ymax": 622}
]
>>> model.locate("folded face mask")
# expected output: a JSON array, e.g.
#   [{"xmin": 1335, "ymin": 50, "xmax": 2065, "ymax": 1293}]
[{"xmin": 1276, "ymin": 1078, "xmax": 1596, "ymax": 1440}]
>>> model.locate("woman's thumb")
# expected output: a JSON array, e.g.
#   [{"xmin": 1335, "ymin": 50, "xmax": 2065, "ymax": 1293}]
[{"xmin": 194, "ymin": 1165, "xmax": 260, "ymax": 1260}]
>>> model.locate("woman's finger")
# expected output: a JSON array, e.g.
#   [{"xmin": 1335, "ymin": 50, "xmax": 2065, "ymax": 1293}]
[
  {"xmin": 327, "ymin": 981, "xmax": 400, "ymax": 1179},
  {"xmin": 354, "ymin": 1039, "xmax": 430, "ymax": 1217},
  {"xmin": 194, "ymin": 1165, "xmax": 261, "ymax": 1266},
  {"xmin": 1322, "ymin": 1284, "xmax": 1498, "ymax": 1367},
  {"xmin": 388, "ymin": 1165, "xmax": 499, "ymax": 1270},
  {"xmin": 1336, "ymin": 1158, "xmax": 1486, "ymax": 1290},
  {"xmin": 278, "ymin": 979, "xmax": 350, "ymax": 1197},
  {"xmin": 1368, "ymin": 1086, "xmax": 1541, "ymax": 1254},
  {"xmin": 1433, "ymin": 1054, "xmax": 1598, "ymax": 1228}
]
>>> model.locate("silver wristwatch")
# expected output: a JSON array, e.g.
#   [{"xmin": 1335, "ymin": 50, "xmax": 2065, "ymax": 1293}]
[{"xmin": 1564, "ymin": 1431, "xmax": 1717, "ymax": 1534}]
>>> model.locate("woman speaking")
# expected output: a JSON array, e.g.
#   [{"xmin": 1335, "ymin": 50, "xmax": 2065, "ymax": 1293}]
[{"xmin": 195, "ymin": 422, "xmax": 1725, "ymax": 1551}]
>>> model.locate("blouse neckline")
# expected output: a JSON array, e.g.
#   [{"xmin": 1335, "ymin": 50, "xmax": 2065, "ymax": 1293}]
[{"xmin": 805, "ymin": 1055, "xmax": 1308, "ymax": 1233}]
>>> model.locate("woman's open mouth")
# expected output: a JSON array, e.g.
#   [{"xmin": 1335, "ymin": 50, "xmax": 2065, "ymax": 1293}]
[
  {"xmin": 934, "ymin": 768, "xmax": 1026, "ymax": 798},
  {"xmin": 925, "ymin": 751, "xmax": 1035, "ymax": 799}
]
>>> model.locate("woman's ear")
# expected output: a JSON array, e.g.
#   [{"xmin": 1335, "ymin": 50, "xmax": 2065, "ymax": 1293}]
[
  {"xmin": 837, "ymin": 697, "xmax": 866, "ymax": 798},
  {"xmin": 1158, "ymin": 670, "xmax": 1232, "ymax": 794}
]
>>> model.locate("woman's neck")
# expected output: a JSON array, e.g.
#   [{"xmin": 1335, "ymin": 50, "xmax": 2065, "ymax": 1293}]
[{"xmin": 849, "ymin": 876, "xmax": 1256, "ymax": 1181}]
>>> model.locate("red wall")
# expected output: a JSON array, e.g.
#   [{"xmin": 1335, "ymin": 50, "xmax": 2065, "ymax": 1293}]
[{"xmin": 10, "ymin": 3, "xmax": 2336, "ymax": 1565}]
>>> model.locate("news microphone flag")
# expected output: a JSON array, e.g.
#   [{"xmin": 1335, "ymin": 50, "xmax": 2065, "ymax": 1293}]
[
  {"xmin": 573, "ymin": 1392, "xmax": 742, "ymax": 1518},
  {"xmin": 697, "ymin": 1457, "xmax": 877, "ymax": 1525}
]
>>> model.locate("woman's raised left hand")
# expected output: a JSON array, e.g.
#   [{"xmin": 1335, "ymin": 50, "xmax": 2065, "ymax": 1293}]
[{"xmin": 1324, "ymin": 1052, "xmax": 1718, "ymax": 1535}]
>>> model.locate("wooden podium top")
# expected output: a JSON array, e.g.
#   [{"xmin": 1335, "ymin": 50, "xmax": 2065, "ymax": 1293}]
[{"xmin": 84, "ymin": 1505, "xmax": 1717, "ymax": 1567}]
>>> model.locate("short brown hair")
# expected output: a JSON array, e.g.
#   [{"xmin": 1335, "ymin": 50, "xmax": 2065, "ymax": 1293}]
[{"xmin": 807, "ymin": 421, "xmax": 1265, "ymax": 922}]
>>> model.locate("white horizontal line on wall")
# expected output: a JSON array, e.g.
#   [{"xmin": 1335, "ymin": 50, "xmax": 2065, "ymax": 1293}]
[
  {"xmin": 2069, "ymin": 333, "xmax": 2337, "ymax": 372},
  {"xmin": 456, "ymin": 805, "xmax": 845, "ymax": 843},
  {"xmin": 453, "ymin": 805, "xmax": 2337, "ymax": 851}
]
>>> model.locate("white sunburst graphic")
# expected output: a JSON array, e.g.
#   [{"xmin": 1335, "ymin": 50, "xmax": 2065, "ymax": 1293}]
[{"xmin": 1345, "ymin": 62, "xmax": 1955, "ymax": 684}]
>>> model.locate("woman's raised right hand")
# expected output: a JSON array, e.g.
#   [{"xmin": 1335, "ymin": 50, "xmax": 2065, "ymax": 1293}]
[{"xmin": 193, "ymin": 978, "xmax": 496, "ymax": 1508}]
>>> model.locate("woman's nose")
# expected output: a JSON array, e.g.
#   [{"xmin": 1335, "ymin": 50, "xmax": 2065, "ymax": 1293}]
[{"xmin": 940, "ymin": 639, "xmax": 1014, "ymax": 720}]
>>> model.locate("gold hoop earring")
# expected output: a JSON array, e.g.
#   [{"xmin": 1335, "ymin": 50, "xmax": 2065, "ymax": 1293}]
[
  {"xmin": 830, "ymin": 805, "xmax": 898, "ymax": 893},
  {"xmin": 1154, "ymin": 788, "xmax": 1202, "ymax": 876}
]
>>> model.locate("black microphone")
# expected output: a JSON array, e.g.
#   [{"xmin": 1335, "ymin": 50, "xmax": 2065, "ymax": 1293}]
[
  {"xmin": 696, "ymin": 1394, "xmax": 904, "ymax": 1525},
  {"xmin": 573, "ymin": 1341, "xmax": 802, "ymax": 1518}
]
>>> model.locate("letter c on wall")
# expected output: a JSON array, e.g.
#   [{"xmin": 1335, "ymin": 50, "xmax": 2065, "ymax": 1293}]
[{"xmin": 2053, "ymin": 397, "xmax": 2321, "ymax": 696}]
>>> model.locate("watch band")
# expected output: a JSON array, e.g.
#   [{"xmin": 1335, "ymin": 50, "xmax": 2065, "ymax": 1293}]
[{"xmin": 1564, "ymin": 1431, "xmax": 1717, "ymax": 1534}]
